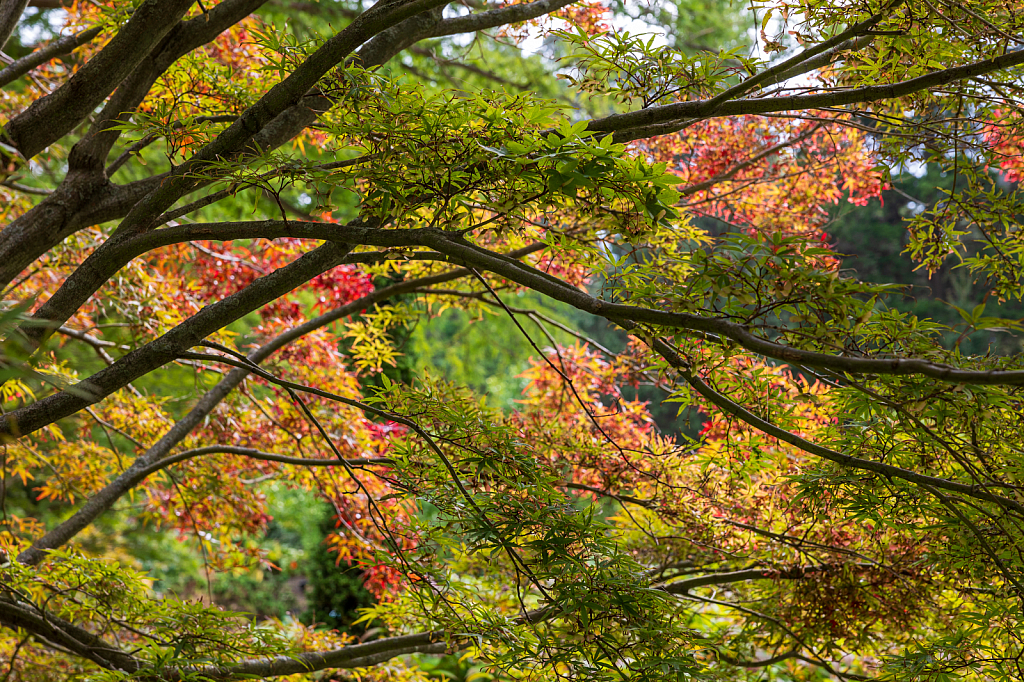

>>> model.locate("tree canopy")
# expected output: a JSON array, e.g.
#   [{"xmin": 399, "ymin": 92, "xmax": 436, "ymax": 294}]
[{"xmin": 3, "ymin": 0, "xmax": 1024, "ymax": 679}]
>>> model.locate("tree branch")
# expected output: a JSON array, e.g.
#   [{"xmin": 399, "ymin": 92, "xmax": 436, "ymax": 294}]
[
  {"xmin": 675, "ymin": 124, "xmax": 821, "ymax": 198},
  {"xmin": 0, "ymin": 0, "xmax": 442, "ymax": 291},
  {"xmin": 0, "ymin": 241, "xmax": 352, "ymax": 442},
  {"xmin": 702, "ymin": 3, "xmax": 899, "ymax": 108},
  {"xmin": 718, "ymin": 649, "xmax": 798, "ymax": 668},
  {"xmin": 133, "ymin": 445, "xmax": 393, "ymax": 479},
  {"xmin": 415, "ymin": 232, "xmax": 1024, "ymax": 387},
  {"xmin": 589, "ymin": 46, "xmax": 1024, "ymax": 142},
  {"xmin": 21, "ymin": 221, "xmax": 441, "ymax": 348},
  {"xmin": 2, "ymin": 0, "xmax": 198, "ymax": 160},
  {"xmin": 644, "ymin": 336, "xmax": 1024, "ymax": 516},
  {"xmin": 0, "ymin": 0, "xmax": 31, "ymax": 52},
  {"xmin": 162, "ymin": 607, "xmax": 550, "ymax": 680},
  {"xmin": 68, "ymin": 0, "xmax": 272, "ymax": 174},
  {"xmin": 114, "ymin": 0, "xmax": 451, "ymax": 235},
  {"xmin": 396, "ymin": 244, "xmax": 1024, "ymax": 515},
  {"xmin": 0, "ymin": 0, "xmax": 271, "ymax": 289},
  {"xmin": 428, "ymin": 0, "xmax": 576, "ymax": 37},
  {"xmin": 0, "ymin": 596, "xmax": 140, "ymax": 672},
  {"xmin": 0, "ymin": 24, "xmax": 103, "ymax": 88},
  {"xmin": 16, "ymin": 241, "xmax": 547, "ymax": 564},
  {"xmin": 661, "ymin": 563, "xmax": 858, "ymax": 594}
]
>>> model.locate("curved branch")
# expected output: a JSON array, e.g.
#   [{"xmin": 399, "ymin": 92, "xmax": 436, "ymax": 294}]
[
  {"xmin": 164, "ymin": 607, "xmax": 550, "ymax": 680},
  {"xmin": 589, "ymin": 45, "xmax": 1024, "ymax": 142},
  {"xmin": 16, "ymin": 241, "xmax": 547, "ymax": 565},
  {"xmin": 0, "ymin": 25, "xmax": 103, "ymax": 88},
  {"xmin": 58, "ymin": 227, "xmax": 996, "ymax": 395},
  {"xmin": 164, "ymin": 633, "xmax": 451, "ymax": 680},
  {"xmin": 2, "ymin": 0, "xmax": 198, "ymax": 159},
  {"xmin": 0, "ymin": 596, "xmax": 140, "ymax": 672},
  {"xmin": 429, "ymin": 0, "xmax": 575, "ymax": 37},
  {"xmin": 47, "ymin": 224, "xmax": 1017, "ymax": 396},
  {"xmin": 661, "ymin": 563, "xmax": 860, "ymax": 594},
  {"xmin": 679, "ymin": 591, "xmax": 849, "ymax": 679},
  {"xmin": 644, "ymin": 336, "xmax": 1024, "ymax": 516},
  {"xmin": 133, "ymin": 445, "xmax": 393, "ymax": 479},
  {"xmin": 760, "ymin": 35, "xmax": 875, "ymax": 90},
  {"xmin": 69, "ymin": 0, "xmax": 272, "ymax": 173},
  {"xmin": 717, "ymin": 649, "xmax": 799, "ymax": 668},
  {"xmin": 0, "ymin": 0, "xmax": 270, "ymax": 289},
  {"xmin": 0, "ymin": 587, "xmax": 545, "ymax": 682},
  {"xmin": 417, "ymin": 232, "xmax": 1024, "ymax": 386},
  {"xmin": 0, "ymin": 594, "xmax": 491, "ymax": 681},
  {"xmin": 0, "ymin": 0, "xmax": 30, "ymax": 52},
  {"xmin": 676, "ymin": 125, "xmax": 821, "ymax": 198},
  {"xmin": 0, "ymin": 241, "xmax": 352, "ymax": 442},
  {"xmin": 21, "ymin": 220, "xmax": 433, "ymax": 348},
  {"xmin": 0, "ymin": 0, "xmax": 559, "ymax": 292},
  {"xmin": 414, "ymin": 255, "xmax": 1024, "ymax": 515},
  {"xmin": 115, "ymin": 0, "xmax": 451, "ymax": 234},
  {"xmin": 0, "ymin": 0, "xmax": 445, "ymax": 291},
  {"xmin": 701, "ymin": 3, "xmax": 898, "ymax": 109}
]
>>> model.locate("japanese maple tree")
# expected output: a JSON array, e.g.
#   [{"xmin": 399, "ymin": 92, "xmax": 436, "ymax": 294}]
[{"xmin": 2, "ymin": 0, "xmax": 1024, "ymax": 680}]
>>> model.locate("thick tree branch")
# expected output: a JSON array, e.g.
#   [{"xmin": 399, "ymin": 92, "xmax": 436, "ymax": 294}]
[
  {"xmin": 318, "ymin": 235, "xmax": 1024, "ymax": 515},
  {"xmin": 132, "ymin": 445, "xmax": 392, "ymax": 478},
  {"xmin": 0, "ymin": 0, "xmax": 566, "ymax": 294},
  {"xmin": 0, "ymin": 0, "xmax": 270, "ymax": 290},
  {"xmin": 114, "ymin": 0, "xmax": 451, "ymax": 235},
  {"xmin": 0, "ymin": 241, "xmax": 352, "ymax": 442},
  {"xmin": 428, "ymin": 0, "xmax": 576, "ymax": 37},
  {"xmin": 415, "ymin": 233, "xmax": 1024, "ymax": 387},
  {"xmin": 591, "ymin": 46, "xmax": 1024, "ymax": 142},
  {"xmin": 68, "ymin": 0, "xmax": 272, "ymax": 174},
  {"xmin": 22, "ymin": 221, "xmax": 442, "ymax": 348},
  {"xmin": 16, "ymin": 241, "xmax": 547, "ymax": 565},
  {"xmin": 662, "ymin": 563, "xmax": 858, "ymax": 594},
  {"xmin": 0, "ymin": 0, "xmax": 444, "ymax": 292},
  {"xmin": 0, "ymin": 0, "xmax": 30, "ymax": 51},
  {"xmin": 644, "ymin": 336, "xmax": 1024, "ymax": 516},
  {"xmin": 0, "ymin": 24, "xmax": 103, "ymax": 88},
  {"xmin": 0, "ymin": 587, "xmax": 487, "ymax": 681},
  {"xmin": 0, "ymin": 596, "xmax": 140, "ymax": 672},
  {"xmin": 2, "ymin": 1, "xmax": 1019, "ymax": 302},
  {"xmin": 169, "ymin": 632, "xmax": 452, "ymax": 680},
  {"xmin": 0, "ymin": 594, "xmax": 487, "ymax": 680},
  {"xmin": 163, "ymin": 607, "xmax": 550, "ymax": 680},
  {"xmin": 2, "ymin": 0, "xmax": 197, "ymax": 160},
  {"xmin": 7, "ymin": 0, "xmax": 556, "ymax": 280},
  {"xmin": 39, "ymin": 225, "xmax": 1013, "ymax": 398}
]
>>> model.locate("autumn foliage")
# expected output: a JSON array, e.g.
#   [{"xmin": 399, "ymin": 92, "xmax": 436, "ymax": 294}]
[{"xmin": 2, "ymin": 0, "xmax": 1024, "ymax": 681}]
